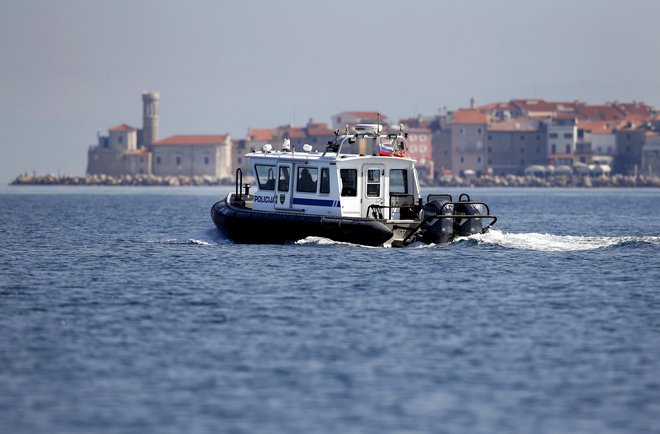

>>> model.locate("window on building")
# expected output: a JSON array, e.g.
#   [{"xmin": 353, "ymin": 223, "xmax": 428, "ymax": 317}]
[
  {"xmin": 565, "ymin": 145, "xmax": 571, "ymax": 153},
  {"xmin": 204, "ymin": 157, "xmax": 209, "ymax": 165},
  {"xmin": 140, "ymin": 157, "xmax": 144, "ymax": 163},
  {"xmin": 340, "ymin": 169, "xmax": 357, "ymax": 196},
  {"xmin": 320, "ymin": 168, "xmax": 330, "ymax": 194},
  {"xmin": 460, "ymin": 128, "xmax": 465, "ymax": 135},
  {"xmin": 488, "ymin": 135, "xmax": 492, "ymax": 141},
  {"xmin": 118, "ymin": 136, "xmax": 123, "ymax": 144},
  {"xmin": 296, "ymin": 167, "xmax": 318, "ymax": 193},
  {"xmin": 477, "ymin": 157, "xmax": 481, "ymax": 163},
  {"xmin": 176, "ymin": 156, "xmax": 181, "ymax": 165},
  {"xmin": 477, "ymin": 128, "xmax": 482, "ymax": 134},
  {"xmin": 390, "ymin": 169, "xmax": 408, "ymax": 194},
  {"xmin": 521, "ymin": 147, "xmax": 525, "ymax": 154},
  {"xmin": 366, "ymin": 169, "xmax": 381, "ymax": 197},
  {"xmin": 420, "ymin": 145, "xmax": 427, "ymax": 152},
  {"xmin": 156, "ymin": 156, "xmax": 161, "ymax": 164},
  {"xmin": 549, "ymin": 133, "xmax": 559, "ymax": 139},
  {"xmin": 536, "ymin": 135, "xmax": 541, "ymax": 140},
  {"xmin": 564, "ymin": 133, "xmax": 573, "ymax": 139},
  {"xmin": 520, "ymin": 135, "xmax": 525, "ymax": 141},
  {"xmin": 551, "ymin": 144, "xmax": 557, "ymax": 154},
  {"xmin": 488, "ymin": 159, "xmax": 492, "ymax": 165},
  {"xmin": 460, "ymin": 156, "xmax": 464, "ymax": 163},
  {"xmin": 255, "ymin": 164, "xmax": 276, "ymax": 190},
  {"xmin": 488, "ymin": 147, "xmax": 492, "ymax": 154}
]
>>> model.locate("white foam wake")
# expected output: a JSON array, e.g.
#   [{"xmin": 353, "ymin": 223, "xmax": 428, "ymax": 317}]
[
  {"xmin": 294, "ymin": 236, "xmax": 380, "ymax": 248},
  {"xmin": 464, "ymin": 229, "xmax": 660, "ymax": 252}
]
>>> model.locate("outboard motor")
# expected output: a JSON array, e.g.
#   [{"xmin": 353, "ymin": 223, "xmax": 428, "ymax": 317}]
[
  {"xmin": 453, "ymin": 194, "xmax": 483, "ymax": 237},
  {"xmin": 421, "ymin": 199, "xmax": 454, "ymax": 244}
]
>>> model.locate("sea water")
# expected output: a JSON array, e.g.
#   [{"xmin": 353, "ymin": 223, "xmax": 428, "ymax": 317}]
[{"xmin": 1, "ymin": 186, "xmax": 659, "ymax": 434}]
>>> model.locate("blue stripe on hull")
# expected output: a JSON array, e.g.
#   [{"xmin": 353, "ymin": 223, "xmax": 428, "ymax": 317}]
[{"xmin": 292, "ymin": 198, "xmax": 341, "ymax": 207}]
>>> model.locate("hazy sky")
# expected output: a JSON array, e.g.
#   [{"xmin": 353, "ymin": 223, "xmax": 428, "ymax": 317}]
[{"xmin": 2, "ymin": 0, "xmax": 659, "ymax": 182}]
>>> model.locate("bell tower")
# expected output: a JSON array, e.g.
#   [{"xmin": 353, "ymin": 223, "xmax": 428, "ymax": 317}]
[{"xmin": 141, "ymin": 91, "xmax": 160, "ymax": 149}]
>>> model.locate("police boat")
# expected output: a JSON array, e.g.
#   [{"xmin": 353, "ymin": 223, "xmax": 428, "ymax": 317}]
[{"xmin": 211, "ymin": 124, "xmax": 497, "ymax": 247}]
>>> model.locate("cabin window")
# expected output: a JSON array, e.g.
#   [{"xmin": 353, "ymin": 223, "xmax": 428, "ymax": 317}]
[
  {"xmin": 340, "ymin": 169, "xmax": 357, "ymax": 196},
  {"xmin": 366, "ymin": 169, "xmax": 381, "ymax": 197},
  {"xmin": 389, "ymin": 169, "xmax": 408, "ymax": 194},
  {"xmin": 278, "ymin": 166, "xmax": 290, "ymax": 191},
  {"xmin": 319, "ymin": 168, "xmax": 330, "ymax": 194},
  {"xmin": 296, "ymin": 167, "xmax": 318, "ymax": 193},
  {"xmin": 255, "ymin": 164, "xmax": 276, "ymax": 190}
]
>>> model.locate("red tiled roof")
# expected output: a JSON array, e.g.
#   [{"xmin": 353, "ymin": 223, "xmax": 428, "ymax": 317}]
[
  {"xmin": 453, "ymin": 109, "xmax": 488, "ymax": 125},
  {"xmin": 479, "ymin": 101, "xmax": 517, "ymax": 112},
  {"xmin": 511, "ymin": 99, "xmax": 560, "ymax": 113},
  {"xmin": 109, "ymin": 123, "xmax": 137, "ymax": 131},
  {"xmin": 346, "ymin": 111, "xmax": 387, "ymax": 120},
  {"xmin": 247, "ymin": 128, "xmax": 275, "ymax": 141},
  {"xmin": 613, "ymin": 102, "xmax": 654, "ymax": 117},
  {"xmin": 575, "ymin": 104, "xmax": 624, "ymax": 121},
  {"xmin": 306, "ymin": 123, "xmax": 334, "ymax": 136},
  {"xmin": 152, "ymin": 134, "xmax": 228, "ymax": 145},
  {"xmin": 577, "ymin": 121, "xmax": 615, "ymax": 135},
  {"xmin": 278, "ymin": 126, "xmax": 306, "ymax": 139},
  {"xmin": 488, "ymin": 119, "xmax": 539, "ymax": 132}
]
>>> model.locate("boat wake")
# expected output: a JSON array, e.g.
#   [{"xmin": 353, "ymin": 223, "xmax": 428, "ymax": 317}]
[
  {"xmin": 460, "ymin": 229, "xmax": 660, "ymax": 252},
  {"xmin": 293, "ymin": 231, "xmax": 660, "ymax": 252},
  {"xmin": 157, "ymin": 228, "xmax": 230, "ymax": 246},
  {"xmin": 294, "ymin": 236, "xmax": 379, "ymax": 248},
  {"xmin": 161, "ymin": 238, "xmax": 212, "ymax": 246}
]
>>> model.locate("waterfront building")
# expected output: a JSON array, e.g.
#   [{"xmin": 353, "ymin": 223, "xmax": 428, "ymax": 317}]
[
  {"xmin": 151, "ymin": 135, "xmax": 233, "ymax": 180},
  {"xmin": 405, "ymin": 127, "xmax": 434, "ymax": 183},
  {"xmin": 87, "ymin": 92, "xmax": 234, "ymax": 179},
  {"xmin": 642, "ymin": 133, "xmax": 660, "ymax": 177},
  {"xmin": 87, "ymin": 123, "xmax": 151, "ymax": 176},
  {"xmin": 614, "ymin": 124, "xmax": 648, "ymax": 175},
  {"xmin": 546, "ymin": 117, "xmax": 577, "ymax": 166},
  {"xmin": 487, "ymin": 119, "xmax": 547, "ymax": 175},
  {"xmin": 450, "ymin": 109, "xmax": 488, "ymax": 175}
]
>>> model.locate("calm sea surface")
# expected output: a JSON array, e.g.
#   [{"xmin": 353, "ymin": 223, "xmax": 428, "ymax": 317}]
[{"xmin": 1, "ymin": 186, "xmax": 659, "ymax": 434}]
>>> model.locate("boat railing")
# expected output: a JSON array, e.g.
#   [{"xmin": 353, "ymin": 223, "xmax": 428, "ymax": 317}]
[
  {"xmin": 366, "ymin": 194, "xmax": 420, "ymax": 220},
  {"xmin": 232, "ymin": 168, "xmax": 252, "ymax": 207}
]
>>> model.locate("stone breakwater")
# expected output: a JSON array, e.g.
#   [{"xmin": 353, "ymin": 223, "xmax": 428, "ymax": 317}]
[
  {"xmin": 432, "ymin": 174, "xmax": 660, "ymax": 188},
  {"xmin": 9, "ymin": 172, "xmax": 660, "ymax": 188},
  {"xmin": 10, "ymin": 173, "xmax": 234, "ymax": 186}
]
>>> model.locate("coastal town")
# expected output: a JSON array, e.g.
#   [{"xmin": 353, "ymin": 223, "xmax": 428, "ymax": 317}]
[{"xmin": 12, "ymin": 92, "xmax": 660, "ymax": 187}]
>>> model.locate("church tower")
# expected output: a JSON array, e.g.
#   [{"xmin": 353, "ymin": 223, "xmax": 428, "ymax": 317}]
[{"xmin": 141, "ymin": 91, "xmax": 160, "ymax": 149}]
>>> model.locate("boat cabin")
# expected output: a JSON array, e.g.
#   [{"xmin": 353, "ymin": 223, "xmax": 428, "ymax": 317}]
[{"xmin": 247, "ymin": 126, "xmax": 422, "ymax": 220}]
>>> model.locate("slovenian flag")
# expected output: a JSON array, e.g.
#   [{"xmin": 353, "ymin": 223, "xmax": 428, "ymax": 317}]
[{"xmin": 378, "ymin": 142, "xmax": 394, "ymax": 156}]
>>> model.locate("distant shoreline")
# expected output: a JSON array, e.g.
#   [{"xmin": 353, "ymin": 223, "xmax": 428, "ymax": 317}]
[{"xmin": 9, "ymin": 172, "xmax": 660, "ymax": 188}]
